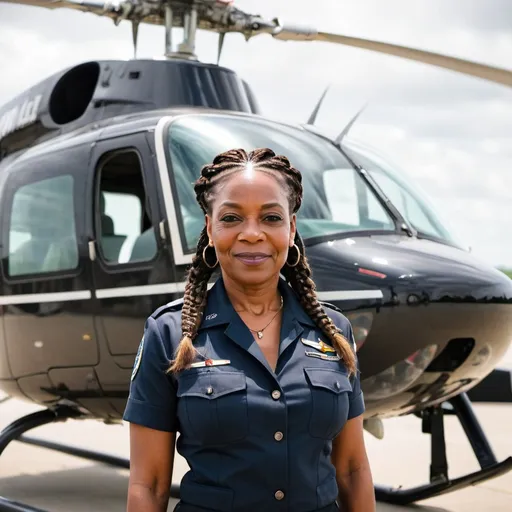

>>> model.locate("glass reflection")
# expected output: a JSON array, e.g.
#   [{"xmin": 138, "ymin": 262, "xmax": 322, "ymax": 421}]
[{"xmin": 165, "ymin": 114, "xmax": 396, "ymax": 253}]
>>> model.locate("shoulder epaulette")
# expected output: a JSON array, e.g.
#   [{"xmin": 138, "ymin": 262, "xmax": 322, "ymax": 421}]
[{"xmin": 151, "ymin": 297, "xmax": 184, "ymax": 319}]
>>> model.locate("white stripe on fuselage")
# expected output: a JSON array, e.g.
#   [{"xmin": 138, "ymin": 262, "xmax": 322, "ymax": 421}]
[{"xmin": 0, "ymin": 284, "xmax": 383, "ymax": 305}]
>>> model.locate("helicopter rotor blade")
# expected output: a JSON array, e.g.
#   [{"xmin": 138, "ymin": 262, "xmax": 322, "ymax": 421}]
[
  {"xmin": 1, "ymin": 0, "xmax": 510, "ymax": 88},
  {"xmin": 0, "ymin": 0, "xmax": 119, "ymax": 17},
  {"xmin": 269, "ymin": 22, "xmax": 512, "ymax": 88}
]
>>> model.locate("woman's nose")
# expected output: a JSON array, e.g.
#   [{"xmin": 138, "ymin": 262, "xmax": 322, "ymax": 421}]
[{"xmin": 239, "ymin": 219, "xmax": 264, "ymax": 242}]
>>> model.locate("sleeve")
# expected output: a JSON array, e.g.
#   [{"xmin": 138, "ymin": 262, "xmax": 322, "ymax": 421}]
[
  {"xmin": 345, "ymin": 322, "xmax": 366, "ymax": 420},
  {"xmin": 123, "ymin": 316, "xmax": 178, "ymax": 432}
]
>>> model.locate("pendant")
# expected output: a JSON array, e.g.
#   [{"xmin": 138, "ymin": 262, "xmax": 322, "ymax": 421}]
[{"xmin": 257, "ymin": 331, "xmax": 263, "ymax": 339}]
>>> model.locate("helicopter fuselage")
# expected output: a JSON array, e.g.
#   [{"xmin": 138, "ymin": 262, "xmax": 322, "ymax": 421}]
[{"xmin": 1, "ymin": 103, "xmax": 511, "ymax": 422}]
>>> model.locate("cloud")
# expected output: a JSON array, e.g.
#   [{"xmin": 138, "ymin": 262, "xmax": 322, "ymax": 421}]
[{"xmin": 0, "ymin": 0, "xmax": 511, "ymax": 267}]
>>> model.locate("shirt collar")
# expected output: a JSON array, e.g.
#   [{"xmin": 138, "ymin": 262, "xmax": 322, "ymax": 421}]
[{"xmin": 198, "ymin": 276, "xmax": 316, "ymax": 332}]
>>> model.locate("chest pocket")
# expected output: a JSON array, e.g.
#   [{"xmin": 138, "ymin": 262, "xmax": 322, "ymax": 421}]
[
  {"xmin": 177, "ymin": 370, "xmax": 249, "ymax": 446},
  {"xmin": 304, "ymin": 367, "xmax": 352, "ymax": 439}
]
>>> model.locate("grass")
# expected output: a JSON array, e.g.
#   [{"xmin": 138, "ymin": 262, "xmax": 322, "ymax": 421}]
[{"xmin": 498, "ymin": 268, "xmax": 512, "ymax": 279}]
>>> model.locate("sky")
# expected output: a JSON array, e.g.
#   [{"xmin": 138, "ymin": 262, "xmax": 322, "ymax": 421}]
[{"xmin": 0, "ymin": 0, "xmax": 511, "ymax": 268}]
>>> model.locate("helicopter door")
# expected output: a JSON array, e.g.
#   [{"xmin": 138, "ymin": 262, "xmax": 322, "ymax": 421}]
[
  {"xmin": 87, "ymin": 133, "xmax": 176, "ymax": 369},
  {"xmin": 0, "ymin": 146, "xmax": 98, "ymax": 399}
]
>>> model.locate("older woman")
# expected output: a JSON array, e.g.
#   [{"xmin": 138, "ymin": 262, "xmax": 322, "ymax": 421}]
[{"xmin": 123, "ymin": 148, "xmax": 375, "ymax": 512}]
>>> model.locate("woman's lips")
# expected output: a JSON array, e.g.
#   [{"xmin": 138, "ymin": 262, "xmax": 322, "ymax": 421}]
[{"xmin": 234, "ymin": 253, "xmax": 271, "ymax": 266}]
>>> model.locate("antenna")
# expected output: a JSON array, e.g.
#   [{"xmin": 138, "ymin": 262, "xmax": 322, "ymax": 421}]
[
  {"xmin": 306, "ymin": 86, "xmax": 330, "ymax": 125},
  {"xmin": 334, "ymin": 102, "xmax": 368, "ymax": 145}
]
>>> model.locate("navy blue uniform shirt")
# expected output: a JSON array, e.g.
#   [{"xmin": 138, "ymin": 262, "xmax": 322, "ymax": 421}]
[{"xmin": 124, "ymin": 277, "xmax": 365, "ymax": 512}]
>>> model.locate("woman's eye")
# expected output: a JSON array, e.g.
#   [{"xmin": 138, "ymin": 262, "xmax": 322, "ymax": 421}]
[
  {"xmin": 265, "ymin": 215, "xmax": 283, "ymax": 222},
  {"xmin": 220, "ymin": 215, "xmax": 239, "ymax": 223}
]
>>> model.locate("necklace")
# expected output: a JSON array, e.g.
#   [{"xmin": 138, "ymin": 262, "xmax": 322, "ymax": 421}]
[{"xmin": 247, "ymin": 296, "xmax": 284, "ymax": 339}]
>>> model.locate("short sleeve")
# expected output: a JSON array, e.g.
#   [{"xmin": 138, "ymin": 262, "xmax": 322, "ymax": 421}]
[
  {"xmin": 123, "ymin": 316, "xmax": 178, "ymax": 432},
  {"xmin": 345, "ymin": 322, "xmax": 365, "ymax": 420}
]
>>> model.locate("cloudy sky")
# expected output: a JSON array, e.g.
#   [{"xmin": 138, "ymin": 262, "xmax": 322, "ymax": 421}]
[{"xmin": 1, "ymin": 0, "xmax": 511, "ymax": 268}]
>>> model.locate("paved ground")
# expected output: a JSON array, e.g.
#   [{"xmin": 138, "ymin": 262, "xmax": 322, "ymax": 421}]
[{"xmin": 1, "ymin": 348, "xmax": 511, "ymax": 512}]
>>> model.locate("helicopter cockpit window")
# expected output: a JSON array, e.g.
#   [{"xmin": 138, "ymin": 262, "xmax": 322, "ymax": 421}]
[
  {"xmin": 343, "ymin": 142, "xmax": 459, "ymax": 246},
  {"xmin": 95, "ymin": 150, "xmax": 157, "ymax": 264},
  {"xmin": 8, "ymin": 174, "xmax": 78, "ymax": 277},
  {"xmin": 164, "ymin": 114, "xmax": 396, "ymax": 254}
]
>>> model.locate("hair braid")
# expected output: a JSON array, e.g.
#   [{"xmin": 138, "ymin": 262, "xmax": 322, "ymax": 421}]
[
  {"xmin": 281, "ymin": 235, "xmax": 357, "ymax": 376},
  {"xmin": 167, "ymin": 226, "xmax": 215, "ymax": 373}
]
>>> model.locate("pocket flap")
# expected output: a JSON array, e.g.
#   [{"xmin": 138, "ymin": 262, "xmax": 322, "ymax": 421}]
[
  {"xmin": 178, "ymin": 370, "xmax": 247, "ymax": 400},
  {"xmin": 304, "ymin": 367, "xmax": 352, "ymax": 394}
]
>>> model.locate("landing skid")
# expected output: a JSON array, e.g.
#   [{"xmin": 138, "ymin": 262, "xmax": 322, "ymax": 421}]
[
  {"xmin": 0, "ymin": 393, "xmax": 510, "ymax": 510},
  {"xmin": 375, "ymin": 392, "xmax": 512, "ymax": 505}
]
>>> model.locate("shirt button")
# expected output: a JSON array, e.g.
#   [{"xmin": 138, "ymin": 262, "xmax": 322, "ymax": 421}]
[
  {"xmin": 271, "ymin": 390, "xmax": 281, "ymax": 400},
  {"xmin": 206, "ymin": 387, "xmax": 214, "ymax": 395},
  {"xmin": 274, "ymin": 431, "xmax": 284, "ymax": 441},
  {"xmin": 274, "ymin": 490, "xmax": 285, "ymax": 500},
  {"xmin": 335, "ymin": 381, "xmax": 341, "ymax": 390}
]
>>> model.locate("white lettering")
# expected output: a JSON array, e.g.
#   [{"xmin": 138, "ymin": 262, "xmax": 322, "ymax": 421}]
[{"xmin": 0, "ymin": 94, "xmax": 42, "ymax": 139}]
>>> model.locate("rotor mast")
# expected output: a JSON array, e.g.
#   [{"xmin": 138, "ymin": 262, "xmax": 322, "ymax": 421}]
[{"xmin": 164, "ymin": 1, "xmax": 199, "ymax": 59}]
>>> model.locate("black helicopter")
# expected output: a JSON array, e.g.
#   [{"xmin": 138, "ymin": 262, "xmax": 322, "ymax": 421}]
[{"xmin": 1, "ymin": 1, "xmax": 512, "ymax": 511}]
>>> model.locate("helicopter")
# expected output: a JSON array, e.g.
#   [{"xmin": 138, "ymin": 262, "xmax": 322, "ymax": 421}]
[{"xmin": 1, "ymin": 1, "xmax": 512, "ymax": 511}]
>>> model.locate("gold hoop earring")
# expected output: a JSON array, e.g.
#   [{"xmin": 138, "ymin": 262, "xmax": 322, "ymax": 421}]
[
  {"xmin": 202, "ymin": 242, "xmax": 218, "ymax": 269},
  {"xmin": 286, "ymin": 243, "xmax": 301, "ymax": 267}
]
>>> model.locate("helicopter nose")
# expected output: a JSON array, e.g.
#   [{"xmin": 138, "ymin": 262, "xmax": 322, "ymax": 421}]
[{"xmin": 304, "ymin": 235, "xmax": 512, "ymax": 376}]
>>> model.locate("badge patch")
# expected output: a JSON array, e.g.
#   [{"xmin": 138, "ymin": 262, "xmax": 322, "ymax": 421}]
[
  {"xmin": 301, "ymin": 338, "xmax": 336, "ymax": 353},
  {"xmin": 305, "ymin": 350, "xmax": 340, "ymax": 361},
  {"xmin": 190, "ymin": 359, "xmax": 231, "ymax": 368},
  {"xmin": 131, "ymin": 335, "xmax": 145, "ymax": 381}
]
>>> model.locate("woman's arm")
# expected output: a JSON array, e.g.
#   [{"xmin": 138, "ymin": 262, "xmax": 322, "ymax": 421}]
[
  {"xmin": 123, "ymin": 315, "xmax": 180, "ymax": 511},
  {"xmin": 331, "ymin": 415, "xmax": 375, "ymax": 512},
  {"xmin": 127, "ymin": 423, "xmax": 176, "ymax": 512}
]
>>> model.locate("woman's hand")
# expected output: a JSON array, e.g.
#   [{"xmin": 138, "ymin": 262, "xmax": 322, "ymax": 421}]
[
  {"xmin": 127, "ymin": 423, "xmax": 177, "ymax": 512},
  {"xmin": 332, "ymin": 415, "xmax": 376, "ymax": 512}
]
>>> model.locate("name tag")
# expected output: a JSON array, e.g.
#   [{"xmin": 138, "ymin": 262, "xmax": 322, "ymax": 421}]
[
  {"xmin": 301, "ymin": 338, "xmax": 336, "ymax": 353},
  {"xmin": 305, "ymin": 350, "xmax": 340, "ymax": 362},
  {"xmin": 190, "ymin": 359, "xmax": 231, "ymax": 368}
]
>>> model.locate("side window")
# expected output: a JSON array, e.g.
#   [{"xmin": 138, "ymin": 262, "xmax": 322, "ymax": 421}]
[
  {"xmin": 95, "ymin": 150, "xmax": 157, "ymax": 265},
  {"xmin": 8, "ymin": 174, "xmax": 78, "ymax": 277}
]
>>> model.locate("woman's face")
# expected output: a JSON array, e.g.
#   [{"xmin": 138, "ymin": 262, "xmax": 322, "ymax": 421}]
[{"xmin": 206, "ymin": 168, "xmax": 296, "ymax": 287}]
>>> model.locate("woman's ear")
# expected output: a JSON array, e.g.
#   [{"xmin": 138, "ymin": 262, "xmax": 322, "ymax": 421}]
[
  {"xmin": 289, "ymin": 214, "xmax": 297, "ymax": 246},
  {"xmin": 206, "ymin": 215, "xmax": 213, "ymax": 242}
]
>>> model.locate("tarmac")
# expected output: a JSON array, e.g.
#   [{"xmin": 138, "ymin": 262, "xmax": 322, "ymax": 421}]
[{"xmin": 1, "ymin": 348, "xmax": 511, "ymax": 512}]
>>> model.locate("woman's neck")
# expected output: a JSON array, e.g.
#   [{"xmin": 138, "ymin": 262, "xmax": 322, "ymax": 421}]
[{"xmin": 222, "ymin": 273, "xmax": 282, "ymax": 316}]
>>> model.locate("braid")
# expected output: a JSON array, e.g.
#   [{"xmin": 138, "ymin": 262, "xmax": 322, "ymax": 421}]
[
  {"xmin": 281, "ymin": 238, "xmax": 357, "ymax": 377},
  {"xmin": 167, "ymin": 227, "xmax": 214, "ymax": 373},
  {"xmin": 168, "ymin": 146, "xmax": 355, "ymax": 376}
]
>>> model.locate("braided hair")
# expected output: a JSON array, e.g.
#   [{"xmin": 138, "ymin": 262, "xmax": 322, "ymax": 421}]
[{"xmin": 168, "ymin": 148, "xmax": 357, "ymax": 376}]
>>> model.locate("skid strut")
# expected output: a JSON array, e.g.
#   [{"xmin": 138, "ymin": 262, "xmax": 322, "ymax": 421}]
[
  {"xmin": 0, "ymin": 405, "xmax": 83, "ymax": 512},
  {"xmin": 374, "ymin": 392, "xmax": 512, "ymax": 505}
]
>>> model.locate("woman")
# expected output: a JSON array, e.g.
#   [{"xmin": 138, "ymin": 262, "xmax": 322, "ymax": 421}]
[{"xmin": 123, "ymin": 148, "xmax": 376, "ymax": 512}]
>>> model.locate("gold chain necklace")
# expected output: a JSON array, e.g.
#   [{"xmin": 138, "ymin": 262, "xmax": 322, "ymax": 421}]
[{"xmin": 247, "ymin": 296, "xmax": 284, "ymax": 339}]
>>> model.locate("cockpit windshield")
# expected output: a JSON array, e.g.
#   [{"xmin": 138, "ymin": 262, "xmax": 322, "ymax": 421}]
[
  {"xmin": 342, "ymin": 140, "xmax": 461, "ymax": 247},
  {"xmin": 164, "ymin": 114, "xmax": 396, "ymax": 254}
]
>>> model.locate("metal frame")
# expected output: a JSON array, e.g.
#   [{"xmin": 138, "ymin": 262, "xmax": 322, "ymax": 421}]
[{"xmin": 375, "ymin": 392, "xmax": 512, "ymax": 504}]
